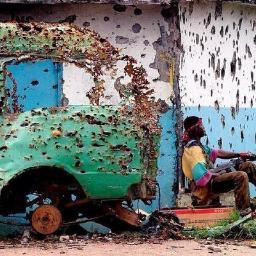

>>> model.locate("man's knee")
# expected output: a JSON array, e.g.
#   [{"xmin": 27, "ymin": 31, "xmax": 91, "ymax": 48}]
[
  {"xmin": 235, "ymin": 171, "xmax": 249, "ymax": 182},
  {"xmin": 239, "ymin": 161, "xmax": 256, "ymax": 172}
]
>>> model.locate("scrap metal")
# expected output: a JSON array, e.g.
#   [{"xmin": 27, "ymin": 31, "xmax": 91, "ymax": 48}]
[{"xmin": 0, "ymin": 21, "xmax": 163, "ymax": 230}]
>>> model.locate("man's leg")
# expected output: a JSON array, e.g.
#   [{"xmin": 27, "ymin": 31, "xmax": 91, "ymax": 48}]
[
  {"xmin": 211, "ymin": 171, "xmax": 250, "ymax": 213},
  {"xmin": 239, "ymin": 162, "xmax": 256, "ymax": 186}
]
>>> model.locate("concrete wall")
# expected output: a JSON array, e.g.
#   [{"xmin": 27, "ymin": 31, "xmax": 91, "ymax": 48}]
[
  {"xmin": 179, "ymin": 1, "xmax": 256, "ymax": 195},
  {"xmin": 0, "ymin": 4, "xmax": 179, "ymax": 210}
]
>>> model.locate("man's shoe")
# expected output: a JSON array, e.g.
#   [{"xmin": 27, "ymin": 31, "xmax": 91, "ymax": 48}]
[{"xmin": 239, "ymin": 207, "xmax": 252, "ymax": 217}]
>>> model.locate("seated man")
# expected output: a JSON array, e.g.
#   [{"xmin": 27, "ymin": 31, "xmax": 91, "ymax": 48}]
[{"xmin": 182, "ymin": 116, "xmax": 256, "ymax": 216}]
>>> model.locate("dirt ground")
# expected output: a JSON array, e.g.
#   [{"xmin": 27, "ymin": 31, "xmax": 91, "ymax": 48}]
[{"xmin": 1, "ymin": 239, "xmax": 256, "ymax": 256}]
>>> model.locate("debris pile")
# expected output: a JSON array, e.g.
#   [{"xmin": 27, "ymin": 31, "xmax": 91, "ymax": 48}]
[{"xmin": 141, "ymin": 210, "xmax": 184, "ymax": 240}]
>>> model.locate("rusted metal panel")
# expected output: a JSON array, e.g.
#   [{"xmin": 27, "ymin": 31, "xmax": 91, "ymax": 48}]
[{"xmin": 0, "ymin": 2, "xmax": 180, "ymax": 223}]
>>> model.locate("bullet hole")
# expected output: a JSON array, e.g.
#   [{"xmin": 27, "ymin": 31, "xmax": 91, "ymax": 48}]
[
  {"xmin": 31, "ymin": 80, "xmax": 39, "ymax": 86},
  {"xmin": 198, "ymin": 104, "xmax": 201, "ymax": 111},
  {"xmin": 205, "ymin": 13, "xmax": 211, "ymax": 28},
  {"xmin": 221, "ymin": 114, "xmax": 225, "ymax": 128},
  {"xmin": 115, "ymin": 36, "xmax": 129, "ymax": 44},
  {"xmin": 241, "ymin": 130, "xmax": 244, "ymax": 142},
  {"xmin": 220, "ymin": 26, "xmax": 224, "ymax": 37},
  {"xmin": 83, "ymin": 21, "xmax": 90, "ymax": 27},
  {"xmin": 244, "ymin": 96, "xmax": 246, "ymax": 104},
  {"xmin": 141, "ymin": 54, "xmax": 146, "ymax": 58},
  {"xmin": 75, "ymin": 160, "xmax": 82, "ymax": 167},
  {"xmin": 253, "ymin": 20, "xmax": 256, "ymax": 31},
  {"xmin": 210, "ymin": 54, "xmax": 215, "ymax": 69},
  {"xmin": 231, "ymin": 106, "xmax": 236, "ymax": 119},
  {"xmin": 215, "ymin": 59, "xmax": 220, "ymax": 78},
  {"xmin": 225, "ymin": 25, "xmax": 229, "ymax": 35},
  {"xmin": 80, "ymin": 170, "xmax": 86, "ymax": 174},
  {"xmin": 196, "ymin": 34, "xmax": 199, "ymax": 44},
  {"xmin": 132, "ymin": 23, "xmax": 141, "ymax": 33},
  {"xmin": 252, "ymin": 83, "xmax": 255, "ymax": 90},
  {"xmin": 52, "ymin": 84, "xmax": 58, "ymax": 89},
  {"xmin": 230, "ymin": 52, "xmax": 237, "ymax": 77},
  {"xmin": 215, "ymin": 1, "xmax": 222, "ymax": 20},
  {"xmin": 113, "ymin": 4, "xmax": 126, "ymax": 12},
  {"xmin": 144, "ymin": 40, "xmax": 149, "ymax": 46},
  {"xmin": 211, "ymin": 26, "xmax": 215, "ymax": 34},
  {"xmin": 238, "ymin": 58, "xmax": 242, "ymax": 70},
  {"xmin": 214, "ymin": 100, "xmax": 220, "ymax": 112},
  {"xmin": 238, "ymin": 18, "xmax": 243, "ymax": 29},
  {"xmin": 203, "ymin": 80, "xmax": 206, "ymax": 89},
  {"xmin": 254, "ymin": 35, "xmax": 256, "ymax": 45},
  {"xmin": 134, "ymin": 8, "xmax": 142, "ymax": 15},
  {"xmin": 0, "ymin": 145, "xmax": 7, "ymax": 151},
  {"xmin": 251, "ymin": 98, "xmax": 254, "ymax": 108},
  {"xmin": 194, "ymin": 74, "xmax": 198, "ymax": 82},
  {"xmin": 233, "ymin": 22, "xmax": 236, "ymax": 30},
  {"xmin": 201, "ymin": 42, "xmax": 204, "ymax": 51},
  {"xmin": 251, "ymin": 71, "xmax": 254, "ymax": 82},
  {"xmin": 246, "ymin": 44, "xmax": 252, "ymax": 58},
  {"xmin": 116, "ymin": 25, "xmax": 121, "ymax": 28},
  {"xmin": 43, "ymin": 69, "xmax": 49, "ymax": 72},
  {"xmin": 104, "ymin": 16, "xmax": 110, "ymax": 21},
  {"xmin": 221, "ymin": 59, "xmax": 226, "ymax": 79},
  {"xmin": 218, "ymin": 137, "xmax": 222, "ymax": 149},
  {"xmin": 182, "ymin": 10, "xmax": 186, "ymax": 24},
  {"xmin": 231, "ymin": 127, "xmax": 235, "ymax": 135},
  {"xmin": 60, "ymin": 15, "xmax": 76, "ymax": 24},
  {"xmin": 210, "ymin": 89, "xmax": 213, "ymax": 96},
  {"xmin": 200, "ymin": 75, "xmax": 203, "ymax": 87},
  {"xmin": 237, "ymin": 31, "xmax": 240, "ymax": 40},
  {"xmin": 236, "ymin": 89, "xmax": 239, "ymax": 113}
]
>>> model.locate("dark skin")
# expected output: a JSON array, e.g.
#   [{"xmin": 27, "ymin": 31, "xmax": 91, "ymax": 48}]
[{"xmin": 188, "ymin": 122, "xmax": 241, "ymax": 160}]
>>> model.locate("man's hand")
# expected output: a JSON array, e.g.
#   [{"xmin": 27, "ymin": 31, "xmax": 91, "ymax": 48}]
[
  {"xmin": 239, "ymin": 152, "xmax": 256, "ymax": 160},
  {"xmin": 217, "ymin": 150, "xmax": 239, "ymax": 159},
  {"xmin": 209, "ymin": 168, "xmax": 227, "ymax": 176}
]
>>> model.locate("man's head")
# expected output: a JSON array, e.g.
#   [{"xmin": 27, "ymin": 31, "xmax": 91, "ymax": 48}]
[{"xmin": 183, "ymin": 116, "xmax": 205, "ymax": 140}]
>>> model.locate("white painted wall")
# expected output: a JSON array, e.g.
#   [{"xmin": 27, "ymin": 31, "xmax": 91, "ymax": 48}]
[
  {"xmin": 2, "ymin": 4, "xmax": 172, "ymax": 105},
  {"xmin": 179, "ymin": 2, "xmax": 256, "ymax": 109}
]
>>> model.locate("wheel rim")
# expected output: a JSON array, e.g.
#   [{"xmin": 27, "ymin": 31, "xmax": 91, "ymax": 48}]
[{"xmin": 31, "ymin": 205, "xmax": 62, "ymax": 235}]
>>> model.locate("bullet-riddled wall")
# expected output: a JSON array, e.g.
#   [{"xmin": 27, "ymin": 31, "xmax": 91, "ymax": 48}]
[
  {"xmin": 179, "ymin": 1, "xmax": 256, "ymax": 194},
  {"xmin": 0, "ymin": 3, "xmax": 180, "ymax": 211}
]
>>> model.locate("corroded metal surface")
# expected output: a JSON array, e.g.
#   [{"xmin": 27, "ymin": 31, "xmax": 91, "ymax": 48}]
[
  {"xmin": 31, "ymin": 205, "xmax": 62, "ymax": 235},
  {"xmin": 0, "ymin": 22, "xmax": 163, "ymax": 209}
]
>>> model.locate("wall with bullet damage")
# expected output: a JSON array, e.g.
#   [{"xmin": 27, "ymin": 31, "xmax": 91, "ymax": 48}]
[
  {"xmin": 0, "ymin": 4, "xmax": 179, "ymax": 212},
  {"xmin": 179, "ymin": 2, "xmax": 256, "ymax": 195}
]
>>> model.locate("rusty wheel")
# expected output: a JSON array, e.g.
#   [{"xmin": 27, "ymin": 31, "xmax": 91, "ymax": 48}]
[{"xmin": 31, "ymin": 205, "xmax": 62, "ymax": 235}]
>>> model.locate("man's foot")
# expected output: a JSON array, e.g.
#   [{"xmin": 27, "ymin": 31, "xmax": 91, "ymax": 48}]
[
  {"xmin": 250, "ymin": 197, "xmax": 256, "ymax": 211},
  {"xmin": 239, "ymin": 207, "xmax": 252, "ymax": 217}
]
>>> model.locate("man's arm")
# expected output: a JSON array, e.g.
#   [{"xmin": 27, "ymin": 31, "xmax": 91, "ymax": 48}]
[{"xmin": 217, "ymin": 150, "xmax": 240, "ymax": 159}]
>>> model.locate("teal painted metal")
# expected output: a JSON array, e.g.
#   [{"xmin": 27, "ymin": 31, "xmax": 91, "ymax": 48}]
[
  {"xmin": 0, "ymin": 22, "xmax": 173, "ymax": 222},
  {"xmin": 0, "ymin": 105, "xmax": 146, "ymax": 199},
  {"xmin": 5, "ymin": 59, "xmax": 63, "ymax": 112}
]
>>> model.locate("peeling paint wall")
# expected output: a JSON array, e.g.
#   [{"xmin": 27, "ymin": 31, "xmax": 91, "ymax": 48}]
[
  {"xmin": 179, "ymin": 2, "xmax": 256, "ymax": 195},
  {"xmin": 0, "ymin": 4, "xmax": 179, "ymax": 210}
]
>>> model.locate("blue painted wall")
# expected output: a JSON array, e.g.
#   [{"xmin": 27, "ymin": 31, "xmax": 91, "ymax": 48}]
[
  {"xmin": 5, "ymin": 59, "xmax": 63, "ymax": 112},
  {"xmin": 137, "ymin": 107, "xmax": 177, "ymax": 212}
]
